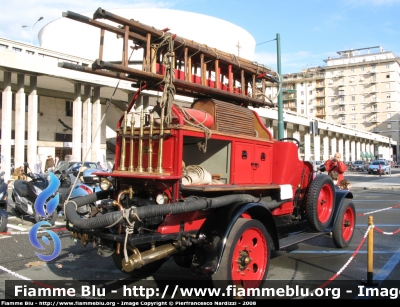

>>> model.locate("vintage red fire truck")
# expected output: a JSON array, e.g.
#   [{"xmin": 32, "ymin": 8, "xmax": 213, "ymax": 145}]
[{"xmin": 60, "ymin": 8, "xmax": 356, "ymax": 289}]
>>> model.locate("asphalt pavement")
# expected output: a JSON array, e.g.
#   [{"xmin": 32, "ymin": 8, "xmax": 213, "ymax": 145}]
[{"xmin": 346, "ymin": 170, "xmax": 400, "ymax": 190}]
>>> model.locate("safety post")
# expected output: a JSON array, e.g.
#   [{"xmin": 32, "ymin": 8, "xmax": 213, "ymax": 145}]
[{"xmin": 364, "ymin": 216, "xmax": 378, "ymax": 286}]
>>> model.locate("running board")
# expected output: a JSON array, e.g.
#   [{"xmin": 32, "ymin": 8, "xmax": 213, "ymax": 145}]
[{"xmin": 279, "ymin": 231, "xmax": 327, "ymax": 249}]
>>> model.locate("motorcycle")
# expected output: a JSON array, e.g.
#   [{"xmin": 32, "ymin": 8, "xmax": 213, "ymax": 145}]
[
  {"xmin": 0, "ymin": 171, "xmax": 8, "ymax": 232},
  {"xmin": 66, "ymin": 168, "xmax": 103, "ymax": 218},
  {"xmin": 10, "ymin": 163, "xmax": 57, "ymax": 225}
]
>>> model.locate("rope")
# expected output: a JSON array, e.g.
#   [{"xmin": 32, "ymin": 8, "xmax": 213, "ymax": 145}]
[
  {"xmin": 296, "ymin": 225, "xmax": 372, "ymax": 299},
  {"xmin": 175, "ymin": 104, "xmax": 212, "ymax": 153},
  {"xmin": 374, "ymin": 226, "xmax": 400, "ymax": 235},
  {"xmin": 188, "ymin": 42, "xmax": 201, "ymax": 59},
  {"xmin": 159, "ymin": 34, "xmax": 176, "ymax": 125},
  {"xmin": 357, "ymin": 203, "xmax": 400, "ymax": 216}
]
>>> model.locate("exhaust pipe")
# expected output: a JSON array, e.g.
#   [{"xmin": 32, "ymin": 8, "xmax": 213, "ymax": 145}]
[{"xmin": 122, "ymin": 243, "xmax": 185, "ymax": 272}]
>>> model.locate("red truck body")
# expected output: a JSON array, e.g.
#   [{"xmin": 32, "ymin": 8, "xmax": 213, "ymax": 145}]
[{"xmin": 60, "ymin": 7, "xmax": 356, "ymax": 290}]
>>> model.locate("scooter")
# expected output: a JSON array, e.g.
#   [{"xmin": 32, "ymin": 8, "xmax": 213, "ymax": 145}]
[
  {"xmin": 0, "ymin": 171, "xmax": 9, "ymax": 232},
  {"xmin": 65, "ymin": 168, "xmax": 103, "ymax": 218},
  {"xmin": 10, "ymin": 163, "xmax": 57, "ymax": 225}
]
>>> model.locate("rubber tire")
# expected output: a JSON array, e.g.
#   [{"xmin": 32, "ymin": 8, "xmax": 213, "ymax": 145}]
[
  {"xmin": 34, "ymin": 210, "xmax": 58, "ymax": 226},
  {"xmin": 0, "ymin": 215, "xmax": 7, "ymax": 232},
  {"xmin": 306, "ymin": 174, "xmax": 335, "ymax": 232},
  {"xmin": 112, "ymin": 248, "xmax": 166, "ymax": 278},
  {"xmin": 332, "ymin": 201, "xmax": 356, "ymax": 248},
  {"xmin": 212, "ymin": 218, "xmax": 271, "ymax": 290}
]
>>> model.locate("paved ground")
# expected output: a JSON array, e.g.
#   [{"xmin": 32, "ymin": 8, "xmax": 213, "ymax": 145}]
[{"xmin": 346, "ymin": 171, "xmax": 400, "ymax": 190}]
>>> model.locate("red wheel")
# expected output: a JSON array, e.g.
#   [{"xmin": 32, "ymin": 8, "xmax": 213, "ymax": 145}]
[
  {"xmin": 306, "ymin": 174, "xmax": 336, "ymax": 232},
  {"xmin": 212, "ymin": 218, "xmax": 271, "ymax": 290},
  {"xmin": 333, "ymin": 201, "xmax": 356, "ymax": 248}
]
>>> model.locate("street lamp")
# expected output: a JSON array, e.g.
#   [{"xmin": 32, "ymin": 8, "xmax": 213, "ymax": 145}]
[{"xmin": 22, "ymin": 16, "xmax": 43, "ymax": 45}]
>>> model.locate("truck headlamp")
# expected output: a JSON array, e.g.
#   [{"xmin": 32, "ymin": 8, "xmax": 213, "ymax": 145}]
[{"xmin": 100, "ymin": 178, "xmax": 113, "ymax": 191}]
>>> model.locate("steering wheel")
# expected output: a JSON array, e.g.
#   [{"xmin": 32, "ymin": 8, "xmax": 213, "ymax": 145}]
[{"xmin": 278, "ymin": 137, "xmax": 301, "ymax": 148}]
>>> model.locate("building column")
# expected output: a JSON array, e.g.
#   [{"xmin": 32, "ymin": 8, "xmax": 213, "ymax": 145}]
[
  {"xmin": 345, "ymin": 139, "xmax": 350, "ymax": 162},
  {"xmin": 27, "ymin": 76, "xmax": 38, "ymax": 170},
  {"xmin": 293, "ymin": 125, "xmax": 300, "ymax": 145},
  {"xmin": 82, "ymin": 85, "xmax": 92, "ymax": 161},
  {"xmin": 323, "ymin": 131, "xmax": 329, "ymax": 161},
  {"xmin": 338, "ymin": 134, "xmax": 344, "ymax": 160},
  {"xmin": 72, "ymin": 83, "xmax": 82, "ymax": 161},
  {"xmin": 91, "ymin": 87, "xmax": 102, "ymax": 163},
  {"xmin": 14, "ymin": 74, "xmax": 26, "ymax": 169},
  {"xmin": 330, "ymin": 134, "xmax": 337, "ymax": 156},
  {"xmin": 361, "ymin": 141, "xmax": 366, "ymax": 154},
  {"xmin": 314, "ymin": 133, "xmax": 321, "ymax": 161},
  {"xmin": 266, "ymin": 119, "xmax": 274, "ymax": 139},
  {"xmin": 304, "ymin": 132, "xmax": 311, "ymax": 161},
  {"xmin": 351, "ymin": 139, "xmax": 356, "ymax": 162},
  {"xmin": 1, "ymin": 71, "xmax": 12, "ymax": 180},
  {"xmin": 356, "ymin": 139, "xmax": 361, "ymax": 160},
  {"xmin": 283, "ymin": 122, "xmax": 288, "ymax": 139}
]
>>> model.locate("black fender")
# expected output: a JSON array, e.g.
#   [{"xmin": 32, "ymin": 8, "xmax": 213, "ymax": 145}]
[
  {"xmin": 191, "ymin": 202, "xmax": 278, "ymax": 276},
  {"xmin": 328, "ymin": 189, "xmax": 354, "ymax": 231}
]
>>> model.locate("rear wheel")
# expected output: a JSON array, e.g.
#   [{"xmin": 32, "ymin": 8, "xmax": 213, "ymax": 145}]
[
  {"xmin": 212, "ymin": 218, "xmax": 270, "ymax": 290},
  {"xmin": 332, "ymin": 202, "xmax": 356, "ymax": 248},
  {"xmin": 306, "ymin": 174, "xmax": 335, "ymax": 232}
]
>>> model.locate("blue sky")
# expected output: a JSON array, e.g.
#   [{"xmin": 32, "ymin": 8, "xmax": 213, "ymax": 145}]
[{"xmin": 1, "ymin": 0, "xmax": 400, "ymax": 73}]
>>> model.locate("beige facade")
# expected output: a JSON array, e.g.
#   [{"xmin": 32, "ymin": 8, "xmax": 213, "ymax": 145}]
[{"xmin": 273, "ymin": 46, "xmax": 399, "ymax": 161}]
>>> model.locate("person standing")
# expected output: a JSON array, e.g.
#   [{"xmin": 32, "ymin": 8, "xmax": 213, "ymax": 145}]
[
  {"xmin": 324, "ymin": 152, "xmax": 347, "ymax": 185},
  {"xmin": 45, "ymin": 155, "xmax": 55, "ymax": 172}
]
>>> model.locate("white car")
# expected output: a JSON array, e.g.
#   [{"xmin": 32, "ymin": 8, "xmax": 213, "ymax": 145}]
[{"xmin": 353, "ymin": 160, "xmax": 368, "ymax": 171}]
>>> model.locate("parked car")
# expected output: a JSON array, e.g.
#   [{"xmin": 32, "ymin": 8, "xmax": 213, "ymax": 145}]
[
  {"xmin": 368, "ymin": 160, "xmax": 390, "ymax": 175},
  {"xmin": 353, "ymin": 160, "xmax": 368, "ymax": 171}
]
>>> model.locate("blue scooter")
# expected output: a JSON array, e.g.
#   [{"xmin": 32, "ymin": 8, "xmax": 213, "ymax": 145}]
[
  {"xmin": 63, "ymin": 168, "xmax": 103, "ymax": 218},
  {"xmin": 0, "ymin": 171, "xmax": 8, "ymax": 232}
]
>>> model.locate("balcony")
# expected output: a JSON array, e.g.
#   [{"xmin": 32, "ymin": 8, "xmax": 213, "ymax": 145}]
[
  {"xmin": 315, "ymin": 91, "xmax": 325, "ymax": 97},
  {"xmin": 283, "ymin": 94, "xmax": 296, "ymax": 101},
  {"xmin": 282, "ymin": 88, "xmax": 296, "ymax": 93},
  {"xmin": 315, "ymin": 104, "xmax": 325, "ymax": 108},
  {"xmin": 337, "ymin": 91, "xmax": 345, "ymax": 96},
  {"xmin": 371, "ymin": 108, "xmax": 379, "ymax": 113},
  {"xmin": 338, "ymin": 101, "xmax": 346, "ymax": 106},
  {"xmin": 337, "ymin": 110, "xmax": 346, "ymax": 115},
  {"xmin": 370, "ymin": 117, "xmax": 378, "ymax": 123},
  {"xmin": 369, "ymin": 87, "xmax": 378, "ymax": 93},
  {"xmin": 370, "ymin": 97, "xmax": 380, "ymax": 103}
]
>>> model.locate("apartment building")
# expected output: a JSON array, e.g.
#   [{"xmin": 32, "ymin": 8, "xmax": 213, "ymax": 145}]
[{"xmin": 270, "ymin": 46, "xmax": 399, "ymax": 161}]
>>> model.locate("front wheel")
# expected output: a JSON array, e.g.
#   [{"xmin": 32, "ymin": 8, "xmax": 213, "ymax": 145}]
[
  {"xmin": 0, "ymin": 215, "xmax": 7, "ymax": 232},
  {"xmin": 305, "ymin": 174, "xmax": 335, "ymax": 232},
  {"xmin": 34, "ymin": 210, "xmax": 57, "ymax": 226},
  {"xmin": 332, "ymin": 202, "xmax": 356, "ymax": 248},
  {"xmin": 212, "ymin": 218, "xmax": 271, "ymax": 290}
]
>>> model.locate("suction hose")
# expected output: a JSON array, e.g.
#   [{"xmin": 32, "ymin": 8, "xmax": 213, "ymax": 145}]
[{"xmin": 65, "ymin": 192, "xmax": 282, "ymax": 230}]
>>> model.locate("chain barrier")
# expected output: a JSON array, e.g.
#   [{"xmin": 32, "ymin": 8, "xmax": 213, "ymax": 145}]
[{"xmin": 357, "ymin": 203, "xmax": 400, "ymax": 217}]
